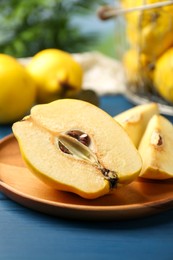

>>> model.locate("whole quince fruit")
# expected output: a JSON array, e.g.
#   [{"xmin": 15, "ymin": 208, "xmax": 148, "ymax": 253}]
[
  {"xmin": 123, "ymin": 48, "xmax": 154, "ymax": 87},
  {"xmin": 122, "ymin": 0, "xmax": 173, "ymax": 59},
  {"xmin": 26, "ymin": 48, "xmax": 83, "ymax": 103},
  {"xmin": 153, "ymin": 47, "xmax": 173, "ymax": 103},
  {"xmin": 0, "ymin": 54, "xmax": 36, "ymax": 124}
]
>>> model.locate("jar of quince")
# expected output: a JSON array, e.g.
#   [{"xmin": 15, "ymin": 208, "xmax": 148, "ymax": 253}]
[{"xmin": 99, "ymin": 1, "xmax": 173, "ymax": 108}]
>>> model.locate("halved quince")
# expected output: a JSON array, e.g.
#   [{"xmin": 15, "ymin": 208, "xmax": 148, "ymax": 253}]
[
  {"xmin": 138, "ymin": 115, "xmax": 173, "ymax": 180},
  {"xmin": 12, "ymin": 99, "xmax": 142, "ymax": 199},
  {"xmin": 114, "ymin": 103, "xmax": 159, "ymax": 147}
]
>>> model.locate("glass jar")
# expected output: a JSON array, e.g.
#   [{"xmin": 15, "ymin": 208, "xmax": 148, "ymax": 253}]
[{"xmin": 98, "ymin": 1, "xmax": 173, "ymax": 114}]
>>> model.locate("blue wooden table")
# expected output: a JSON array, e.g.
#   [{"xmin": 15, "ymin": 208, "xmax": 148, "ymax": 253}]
[{"xmin": 1, "ymin": 95, "xmax": 173, "ymax": 260}]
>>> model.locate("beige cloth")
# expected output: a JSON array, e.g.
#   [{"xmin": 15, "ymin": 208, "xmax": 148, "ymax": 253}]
[{"xmin": 73, "ymin": 52, "xmax": 126, "ymax": 95}]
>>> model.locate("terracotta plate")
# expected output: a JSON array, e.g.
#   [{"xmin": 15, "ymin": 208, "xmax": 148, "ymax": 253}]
[{"xmin": 1, "ymin": 134, "xmax": 173, "ymax": 221}]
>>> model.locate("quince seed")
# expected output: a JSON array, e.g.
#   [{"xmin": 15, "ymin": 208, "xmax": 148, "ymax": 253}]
[
  {"xmin": 151, "ymin": 131, "xmax": 163, "ymax": 147},
  {"xmin": 66, "ymin": 130, "xmax": 90, "ymax": 147},
  {"xmin": 58, "ymin": 141, "xmax": 71, "ymax": 154}
]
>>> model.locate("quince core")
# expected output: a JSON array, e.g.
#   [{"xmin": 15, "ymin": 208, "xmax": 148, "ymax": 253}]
[{"xmin": 12, "ymin": 99, "xmax": 142, "ymax": 199}]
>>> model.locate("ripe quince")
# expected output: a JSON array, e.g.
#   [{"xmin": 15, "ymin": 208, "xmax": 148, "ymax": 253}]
[
  {"xmin": 26, "ymin": 49, "xmax": 83, "ymax": 104},
  {"xmin": 153, "ymin": 47, "xmax": 173, "ymax": 103},
  {"xmin": 122, "ymin": 0, "xmax": 173, "ymax": 59},
  {"xmin": 123, "ymin": 48, "xmax": 154, "ymax": 87},
  {"xmin": 0, "ymin": 54, "xmax": 36, "ymax": 124}
]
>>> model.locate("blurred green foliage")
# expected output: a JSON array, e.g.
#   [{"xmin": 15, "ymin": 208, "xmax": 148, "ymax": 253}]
[{"xmin": 0, "ymin": 0, "xmax": 108, "ymax": 57}]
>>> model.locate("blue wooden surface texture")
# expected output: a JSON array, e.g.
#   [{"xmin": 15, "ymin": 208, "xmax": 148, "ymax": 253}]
[{"xmin": 0, "ymin": 95, "xmax": 173, "ymax": 260}]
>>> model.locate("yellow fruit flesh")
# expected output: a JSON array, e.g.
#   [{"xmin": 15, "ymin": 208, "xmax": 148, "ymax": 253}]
[
  {"xmin": 16, "ymin": 121, "xmax": 110, "ymax": 199},
  {"xmin": 114, "ymin": 103, "xmax": 159, "ymax": 147},
  {"xmin": 139, "ymin": 115, "xmax": 173, "ymax": 179},
  {"xmin": 30, "ymin": 99, "xmax": 142, "ymax": 180}
]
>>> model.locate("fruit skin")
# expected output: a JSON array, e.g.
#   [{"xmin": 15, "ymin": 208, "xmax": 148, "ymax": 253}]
[
  {"xmin": 114, "ymin": 103, "xmax": 159, "ymax": 148},
  {"xmin": 0, "ymin": 54, "xmax": 36, "ymax": 124},
  {"xmin": 153, "ymin": 47, "xmax": 173, "ymax": 103},
  {"xmin": 138, "ymin": 115, "xmax": 173, "ymax": 179},
  {"xmin": 26, "ymin": 48, "xmax": 83, "ymax": 103},
  {"xmin": 123, "ymin": 48, "xmax": 154, "ymax": 87},
  {"xmin": 122, "ymin": 0, "xmax": 173, "ymax": 59},
  {"xmin": 12, "ymin": 99, "xmax": 142, "ymax": 199}
]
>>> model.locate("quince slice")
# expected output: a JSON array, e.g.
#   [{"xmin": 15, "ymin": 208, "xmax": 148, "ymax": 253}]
[
  {"xmin": 139, "ymin": 115, "xmax": 173, "ymax": 180},
  {"xmin": 12, "ymin": 99, "xmax": 142, "ymax": 199},
  {"xmin": 114, "ymin": 103, "xmax": 159, "ymax": 147}
]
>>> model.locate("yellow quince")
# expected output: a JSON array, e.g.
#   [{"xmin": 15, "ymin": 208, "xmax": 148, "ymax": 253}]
[
  {"xmin": 0, "ymin": 53, "xmax": 36, "ymax": 124},
  {"xmin": 26, "ymin": 49, "xmax": 83, "ymax": 104},
  {"xmin": 121, "ymin": 0, "xmax": 173, "ymax": 59},
  {"xmin": 123, "ymin": 48, "xmax": 154, "ymax": 87},
  {"xmin": 153, "ymin": 47, "xmax": 173, "ymax": 103}
]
